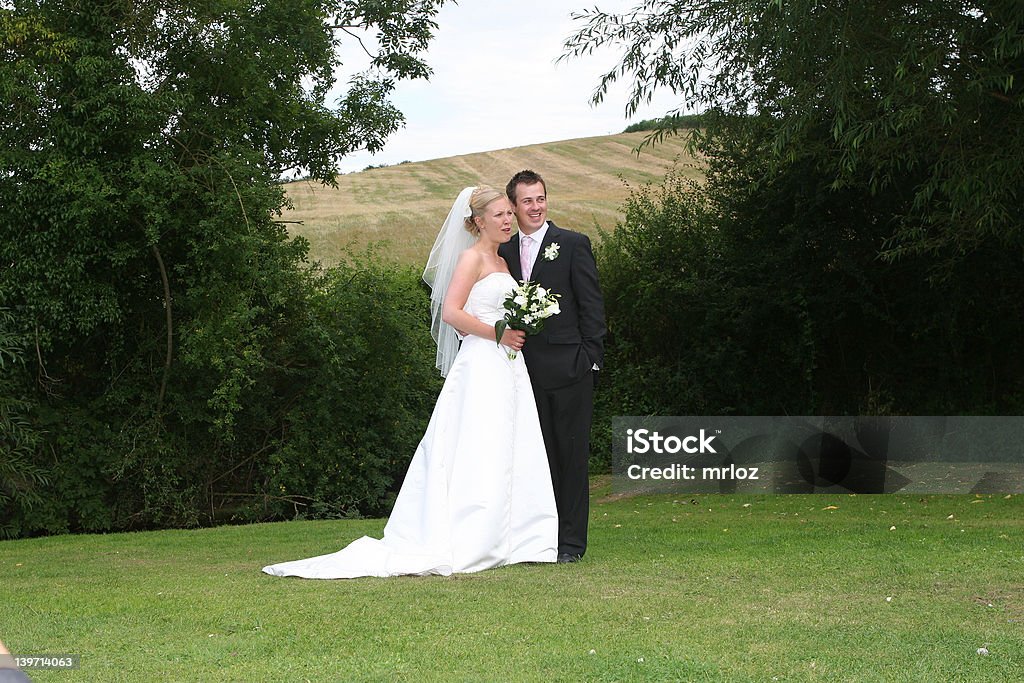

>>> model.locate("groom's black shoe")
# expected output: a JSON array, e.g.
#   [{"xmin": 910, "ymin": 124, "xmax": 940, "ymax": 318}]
[{"xmin": 557, "ymin": 552, "xmax": 583, "ymax": 564}]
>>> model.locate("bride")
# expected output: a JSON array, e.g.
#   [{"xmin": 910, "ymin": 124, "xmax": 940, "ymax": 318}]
[{"xmin": 262, "ymin": 187, "xmax": 558, "ymax": 578}]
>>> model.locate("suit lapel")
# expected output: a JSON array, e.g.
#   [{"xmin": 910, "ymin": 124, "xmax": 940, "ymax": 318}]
[
  {"xmin": 528, "ymin": 222, "xmax": 561, "ymax": 283},
  {"xmin": 505, "ymin": 232, "xmax": 523, "ymax": 281}
]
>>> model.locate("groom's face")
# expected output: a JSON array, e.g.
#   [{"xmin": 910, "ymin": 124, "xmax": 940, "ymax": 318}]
[{"xmin": 511, "ymin": 182, "xmax": 547, "ymax": 235}]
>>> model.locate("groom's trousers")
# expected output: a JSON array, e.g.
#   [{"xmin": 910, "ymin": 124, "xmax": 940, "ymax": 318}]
[{"xmin": 532, "ymin": 372, "xmax": 594, "ymax": 557}]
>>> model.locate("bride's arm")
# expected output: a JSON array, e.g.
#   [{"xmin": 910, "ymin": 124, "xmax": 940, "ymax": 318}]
[{"xmin": 442, "ymin": 251, "xmax": 526, "ymax": 351}]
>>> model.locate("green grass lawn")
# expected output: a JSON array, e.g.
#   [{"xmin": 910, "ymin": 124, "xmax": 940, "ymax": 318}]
[{"xmin": 2, "ymin": 486, "xmax": 1021, "ymax": 682}]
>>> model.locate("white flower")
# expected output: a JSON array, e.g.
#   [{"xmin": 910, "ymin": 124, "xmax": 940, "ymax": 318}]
[
  {"xmin": 544, "ymin": 242, "xmax": 560, "ymax": 260},
  {"xmin": 536, "ymin": 286, "xmax": 547, "ymax": 298},
  {"xmin": 514, "ymin": 294, "xmax": 528, "ymax": 307},
  {"xmin": 545, "ymin": 301, "xmax": 561, "ymax": 316}
]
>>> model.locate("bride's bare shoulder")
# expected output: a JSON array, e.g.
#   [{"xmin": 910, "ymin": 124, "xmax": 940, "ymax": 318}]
[
  {"xmin": 455, "ymin": 247, "xmax": 483, "ymax": 268},
  {"xmin": 451, "ymin": 248, "xmax": 484, "ymax": 281}
]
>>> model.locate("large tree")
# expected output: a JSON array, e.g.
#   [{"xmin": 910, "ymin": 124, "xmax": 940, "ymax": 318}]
[
  {"xmin": 566, "ymin": 2, "xmax": 1023, "ymax": 447},
  {"xmin": 0, "ymin": 0, "xmax": 448, "ymax": 536},
  {"xmin": 564, "ymin": 0, "xmax": 1024, "ymax": 261}
]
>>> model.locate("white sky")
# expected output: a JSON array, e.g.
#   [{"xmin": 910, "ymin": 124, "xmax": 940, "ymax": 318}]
[{"xmin": 329, "ymin": 0, "xmax": 684, "ymax": 173}]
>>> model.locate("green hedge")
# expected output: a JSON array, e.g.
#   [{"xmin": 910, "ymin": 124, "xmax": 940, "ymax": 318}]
[
  {"xmin": 1, "ymin": 249, "xmax": 442, "ymax": 538},
  {"xmin": 623, "ymin": 114, "xmax": 706, "ymax": 133},
  {"xmin": 589, "ymin": 122, "xmax": 1024, "ymax": 469}
]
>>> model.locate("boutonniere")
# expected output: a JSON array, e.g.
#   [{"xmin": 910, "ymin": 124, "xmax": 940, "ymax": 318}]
[{"xmin": 543, "ymin": 243, "xmax": 560, "ymax": 261}]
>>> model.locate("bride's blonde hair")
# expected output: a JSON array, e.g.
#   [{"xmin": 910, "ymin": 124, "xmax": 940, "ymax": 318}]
[{"xmin": 464, "ymin": 186, "xmax": 505, "ymax": 236}]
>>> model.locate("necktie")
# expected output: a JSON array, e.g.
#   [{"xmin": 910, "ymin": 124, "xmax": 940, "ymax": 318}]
[{"xmin": 520, "ymin": 235, "xmax": 534, "ymax": 281}]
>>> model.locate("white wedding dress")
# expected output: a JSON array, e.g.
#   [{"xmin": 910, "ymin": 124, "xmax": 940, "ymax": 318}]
[{"xmin": 262, "ymin": 272, "xmax": 558, "ymax": 578}]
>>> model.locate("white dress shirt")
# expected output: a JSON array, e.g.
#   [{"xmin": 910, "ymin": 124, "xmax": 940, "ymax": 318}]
[{"xmin": 519, "ymin": 221, "xmax": 549, "ymax": 278}]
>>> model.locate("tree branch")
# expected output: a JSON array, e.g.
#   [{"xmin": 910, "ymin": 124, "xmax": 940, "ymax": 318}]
[
  {"xmin": 33, "ymin": 326, "xmax": 61, "ymax": 397},
  {"xmin": 152, "ymin": 244, "xmax": 173, "ymax": 412},
  {"xmin": 334, "ymin": 26, "xmax": 376, "ymax": 60}
]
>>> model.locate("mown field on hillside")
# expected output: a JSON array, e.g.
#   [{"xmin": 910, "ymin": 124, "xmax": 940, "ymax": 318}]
[{"xmin": 283, "ymin": 132, "xmax": 700, "ymax": 266}]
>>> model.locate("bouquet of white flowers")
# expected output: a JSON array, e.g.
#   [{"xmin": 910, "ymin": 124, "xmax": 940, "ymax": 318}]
[{"xmin": 494, "ymin": 281, "xmax": 561, "ymax": 360}]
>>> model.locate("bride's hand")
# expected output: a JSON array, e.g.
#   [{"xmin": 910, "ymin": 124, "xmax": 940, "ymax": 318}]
[{"xmin": 500, "ymin": 328, "xmax": 526, "ymax": 351}]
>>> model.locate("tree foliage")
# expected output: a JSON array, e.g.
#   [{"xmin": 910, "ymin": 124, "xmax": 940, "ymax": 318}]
[
  {"xmin": 591, "ymin": 131, "xmax": 1023, "ymax": 472},
  {"xmin": 0, "ymin": 309, "xmax": 47, "ymax": 537},
  {"xmin": 0, "ymin": 0, "xmax": 448, "ymax": 536},
  {"xmin": 570, "ymin": 3, "xmax": 1023, "ymax": 464},
  {"xmin": 565, "ymin": 1, "xmax": 1024, "ymax": 262},
  {"xmin": 622, "ymin": 114, "xmax": 705, "ymax": 133}
]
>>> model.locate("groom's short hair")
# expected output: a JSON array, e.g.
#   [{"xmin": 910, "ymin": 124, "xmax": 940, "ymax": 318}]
[{"xmin": 506, "ymin": 170, "xmax": 546, "ymax": 205}]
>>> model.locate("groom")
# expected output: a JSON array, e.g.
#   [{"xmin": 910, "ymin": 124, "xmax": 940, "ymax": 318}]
[{"xmin": 499, "ymin": 170, "xmax": 606, "ymax": 563}]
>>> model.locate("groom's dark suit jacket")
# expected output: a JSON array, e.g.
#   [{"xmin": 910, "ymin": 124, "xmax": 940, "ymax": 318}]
[{"xmin": 499, "ymin": 222, "xmax": 606, "ymax": 389}]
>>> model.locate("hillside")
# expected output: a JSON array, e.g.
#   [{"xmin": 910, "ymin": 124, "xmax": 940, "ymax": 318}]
[{"xmin": 282, "ymin": 132, "xmax": 701, "ymax": 266}]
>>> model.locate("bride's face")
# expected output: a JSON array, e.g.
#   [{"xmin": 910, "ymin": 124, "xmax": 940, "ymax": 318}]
[{"xmin": 475, "ymin": 198, "xmax": 514, "ymax": 244}]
